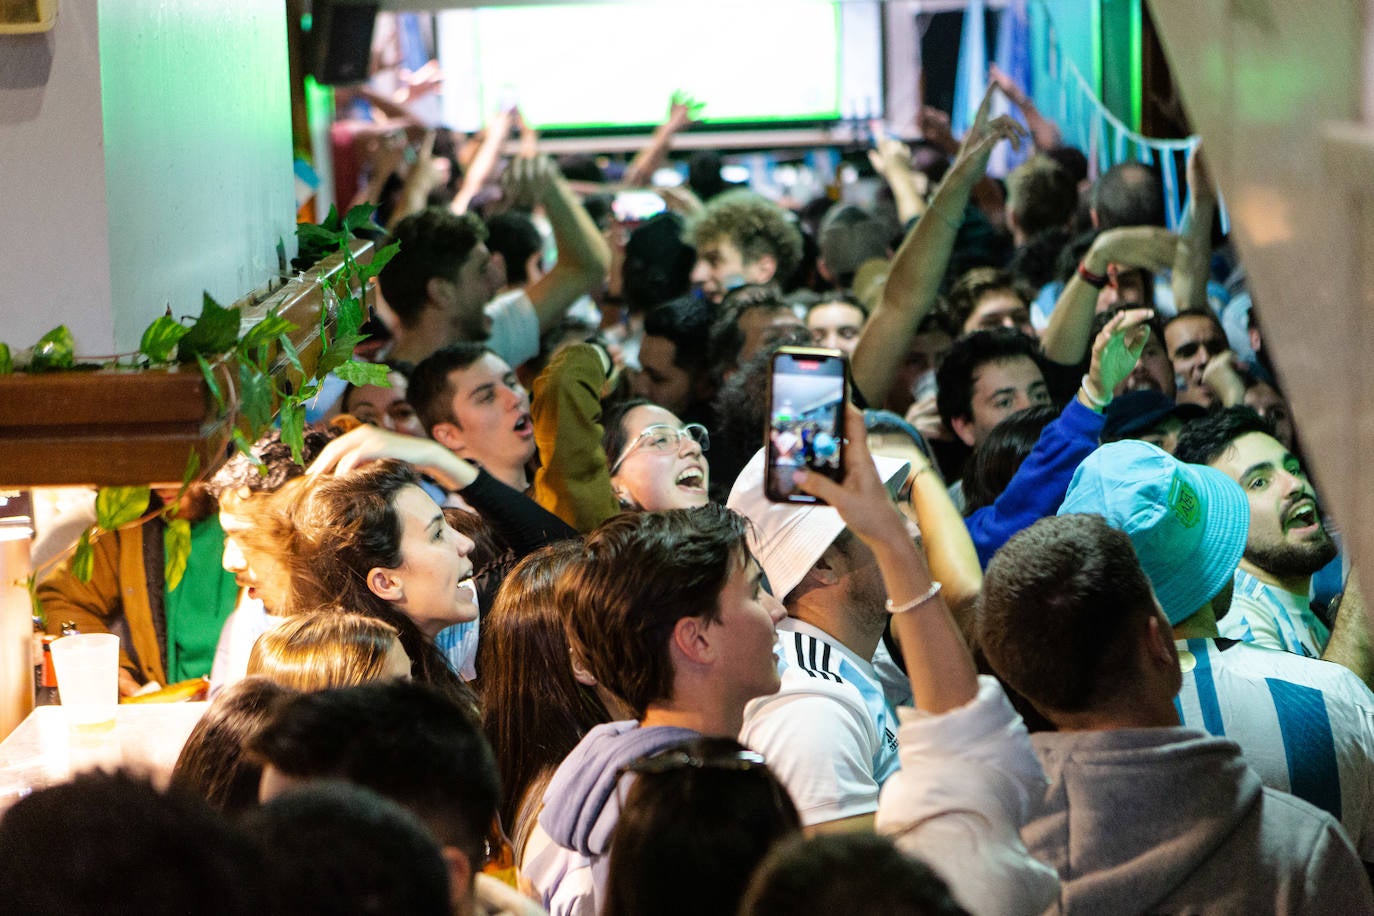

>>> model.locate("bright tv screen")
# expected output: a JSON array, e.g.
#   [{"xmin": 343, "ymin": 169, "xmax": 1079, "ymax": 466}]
[{"xmin": 437, "ymin": 1, "xmax": 882, "ymax": 132}]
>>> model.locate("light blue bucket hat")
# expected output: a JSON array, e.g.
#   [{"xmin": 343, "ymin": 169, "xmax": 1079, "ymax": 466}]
[{"xmin": 1058, "ymin": 440, "xmax": 1249, "ymax": 625}]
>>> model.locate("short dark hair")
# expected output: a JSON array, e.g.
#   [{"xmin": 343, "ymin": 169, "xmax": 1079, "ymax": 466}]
[
  {"xmin": 978, "ymin": 514, "xmax": 1157, "ymax": 715},
  {"xmin": 171, "ymin": 676, "xmax": 295, "ymax": 815},
  {"xmin": 604, "ymin": 737, "xmax": 801, "ymax": 916},
  {"xmin": 1163, "ymin": 306, "xmax": 1226, "ymax": 342},
  {"xmin": 709, "ymin": 283, "xmax": 790, "ymax": 376},
  {"xmin": 1007, "ymin": 154, "xmax": 1078, "ymax": 237},
  {"xmin": 935, "ymin": 329, "xmax": 1044, "ymax": 428},
  {"xmin": 243, "ymin": 781, "xmax": 452, "ymax": 916},
  {"xmin": 407, "ymin": 341, "xmax": 491, "ymax": 434},
  {"xmin": 739, "ymin": 833, "xmax": 967, "ymax": 916},
  {"xmin": 1090, "ymin": 161, "xmax": 1165, "ymax": 229},
  {"xmin": 484, "ymin": 211, "xmax": 543, "ymax": 285},
  {"xmin": 643, "ymin": 295, "xmax": 714, "ymax": 376},
  {"xmin": 946, "ymin": 267, "xmax": 1030, "ymax": 332},
  {"xmin": 623, "ymin": 213, "xmax": 696, "ymax": 312},
  {"xmin": 0, "ymin": 770, "xmax": 265, "ymax": 916},
  {"xmin": 691, "ymin": 190, "xmax": 804, "ymax": 281},
  {"xmin": 247, "ymin": 680, "xmax": 498, "ymax": 869},
  {"xmin": 559, "ymin": 505, "xmax": 750, "ymax": 716},
  {"xmin": 1174, "ymin": 406, "xmax": 1275, "ymax": 467},
  {"xmin": 379, "ymin": 207, "xmax": 488, "ymax": 327}
]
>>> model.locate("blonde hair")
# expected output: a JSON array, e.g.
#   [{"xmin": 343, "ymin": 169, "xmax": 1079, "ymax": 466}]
[{"xmin": 247, "ymin": 610, "xmax": 405, "ymax": 692}]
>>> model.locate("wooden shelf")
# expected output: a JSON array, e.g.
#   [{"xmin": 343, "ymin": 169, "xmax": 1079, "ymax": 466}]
[{"xmin": 0, "ymin": 240, "xmax": 373, "ymax": 488}]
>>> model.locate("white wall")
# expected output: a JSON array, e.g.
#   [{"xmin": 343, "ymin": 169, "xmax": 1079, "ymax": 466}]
[
  {"xmin": 0, "ymin": 6, "xmax": 115, "ymax": 353},
  {"xmin": 0, "ymin": 0, "xmax": 295, "ymax": 356}
]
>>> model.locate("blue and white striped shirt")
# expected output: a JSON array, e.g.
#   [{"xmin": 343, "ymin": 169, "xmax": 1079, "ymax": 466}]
[
  {"xmin": 1174, "ymin": 637, "xmax": 1374, "ymax": 858},
  {"xmin": 1221, "ymin": 568, "xmax": 1330, "ymax": 658}
]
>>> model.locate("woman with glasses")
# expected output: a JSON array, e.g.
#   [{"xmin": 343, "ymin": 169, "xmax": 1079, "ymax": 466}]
[{"xmin": 602, "ymin": 398, "xmax": 711, "ymax": 512}]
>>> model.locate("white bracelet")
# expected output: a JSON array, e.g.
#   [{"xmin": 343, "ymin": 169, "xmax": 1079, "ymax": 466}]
[
  {"xmin": 1079, "ymin": 374, "xmax": 1110, "ymax": 409},
  {"xmin": 885, "ymin": 581, "xmax": 943, "ymax": 614}
]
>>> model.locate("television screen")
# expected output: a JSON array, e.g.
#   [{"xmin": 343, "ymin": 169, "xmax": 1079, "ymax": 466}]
[{"xmin": 436, "ymin": 1, "xmax": 882, "ymax": 132}]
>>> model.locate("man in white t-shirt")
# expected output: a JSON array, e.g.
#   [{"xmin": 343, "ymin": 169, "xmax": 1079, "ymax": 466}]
[
  {"xmin": 379, "ymin": 155, "xmax": 609, "ymax": 370},
  {"xmin": 728, "ymin": 448, "xmax": 909, "ymax": 831}
]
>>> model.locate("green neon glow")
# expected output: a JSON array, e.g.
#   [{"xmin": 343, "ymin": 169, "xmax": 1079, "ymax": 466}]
[
  {"xmin": 1129, "ymin": 0, "xmax": 1142, "ymax": 130},
  {"xmin": 1091, "ymin": 0, "xmax": 1102, "ymax": 97}
]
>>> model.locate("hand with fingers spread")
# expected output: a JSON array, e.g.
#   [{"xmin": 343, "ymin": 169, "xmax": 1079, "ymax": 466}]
[
  {"xmin": 502, "ymin": 154, "xmax": 557, "ymax": 210},
  {"xmin": 308, "ymin": 425, "xmax": 478, "ymax": 492},
  {"xmin": 1082, "ymin": 307, "xmax": 1155, "ymax": 410}
]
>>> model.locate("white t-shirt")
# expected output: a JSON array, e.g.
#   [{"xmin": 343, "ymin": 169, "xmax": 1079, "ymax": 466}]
[
  {"xmin": 741, "ymin": 618, "xmax": 900, "ymax": 826},
  {"xmin": 485, "ymin": 289, "xmax": 542, "ymax": 368}
]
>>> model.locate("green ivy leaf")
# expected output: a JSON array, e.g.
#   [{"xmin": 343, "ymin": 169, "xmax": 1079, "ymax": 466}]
[
  {"xmin": 181, "ymin": 451, "xmax": 202, "ymax": 489},
  {"xmin": 239, "ymin": 311, "xmax": 296, "ymax": 352},
  {"xmin": 163, "ymin": 518, "xmax": 192, "ymax": 592},
  {"xmin": 95, "ymin": 486, "xmax": 151, "ymax": 531},
  {"xmin": 343, "ymin": 203, "xmax": 379, "ymax": 234},
  {"xmin": 27, "ymin": 573, "xmax": 43, "ymax": 628},
  {"xmin": 315, "ymin": 332, "xmax": 367, "ymax": 379},
  {"xmin": 177, "ymin": 293, "xmax": 242, "ymax": 363},
  {"xmin": 195, "ymin": 353, "xmax": 225, "ymax": 412},
  {"xmin": 321, "ymin": 203, "xmax": 343, "ymax": 232},
  {"xmin": 71, "ymin": 528, "xmax": 94, "ymax": 583},
  {"xmin": 334, "ymin": 359, "xmax": 391, "ymax": 388},
  {"xmin": 279, "ymin": 400, "xmax": 306, "ymax": 465},
  {"xmin": 0, "ymin": 343, "xmax": 11, "ymax": 375},
  {"xmin": 30, "ymin": 325, "xmax": 75, "ymax": 372},
  {"xmin": 277, "ymin": 333, "xmax": 303, "ymax": 374},
  {"xmin": 358, "ymin": 241, "xmax": 401, "ymax": 283},
  {"xmin": 238, "ymin": 361, "xmax": 275, "ymax": 434},
  {"xmin": 139, "ymin": 315, "xmax": 190, "ymax": 364}
]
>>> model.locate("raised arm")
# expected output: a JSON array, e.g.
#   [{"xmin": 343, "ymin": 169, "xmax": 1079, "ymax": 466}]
[
  {"xmin": 622, "ymin": 92, "xmax": 702, "ymax": 188},
  {"xmin": 530, "ymin": 342, "xmax": 621, "ymax": 533},
  {"xmin": 868, "ymin": 134, "xmax": 929, "ymax": 226},
  {"xmin": 1323, "ymin": 572, "xmax": 1374, "ymax": 689},
  {"xmin": 795, "ymin": 404, "xmax": 978, "ymax": 714},
  {"xmin": 450, "ymin": 108, "xmax": 515, "ymax": 215},
  {"xmin": 1040, "ymin": 226, "xmax": 1177, "ymax": 366},
  {"xmin": 903, "ymin": 456, "xmax": 983, "ymax": 644},
  {"xmin": 989, "ymin": 63, "xmax": 1062, "ymax": 152},
  {"xmin": 1172, "ymin": 142, "xmax": 1218, "ymax": 314},
  {"xmin": 852, "ymin": 87, "xmax": 1025, "ymax": 406},
  {"xmin": 516, "ymin": 156, "xmax": 613, "ymax": 332}
]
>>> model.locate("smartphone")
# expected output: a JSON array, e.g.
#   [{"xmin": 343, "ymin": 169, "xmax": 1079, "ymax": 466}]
[
  {"xmin": 612, "ymin": 189, "xmax": 667, "ymax": 224},
  {"xmin": 765, "ymin": 347, "xmax": 849, "ymax": 504}
]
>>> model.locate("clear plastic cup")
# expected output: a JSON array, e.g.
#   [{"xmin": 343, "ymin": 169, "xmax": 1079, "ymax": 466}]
[{"xmin": 48, "ymin": 634, "xmax": 119, "ymax": 734}]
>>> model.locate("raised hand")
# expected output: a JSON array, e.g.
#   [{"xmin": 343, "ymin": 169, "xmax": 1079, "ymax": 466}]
[{"xmin": 1086, "ymin": 307, "xmax": 1155, "ymax": 403}]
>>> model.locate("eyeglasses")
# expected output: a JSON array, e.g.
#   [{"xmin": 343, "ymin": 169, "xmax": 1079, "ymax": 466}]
[{"xmin": 610, "ymin": 423, "xmax": 710, "ymax": 475}]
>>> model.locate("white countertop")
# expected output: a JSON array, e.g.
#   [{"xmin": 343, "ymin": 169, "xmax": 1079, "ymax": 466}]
[{"xmin": 0, "ymin": 703, "xmax": 207, "ymax": 812}]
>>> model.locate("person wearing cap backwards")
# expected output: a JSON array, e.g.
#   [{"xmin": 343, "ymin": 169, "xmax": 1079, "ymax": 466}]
[
  {"xmin": 978, "ymin": 508, "xmax": 1372, "ymax": 914},
  {"xmin": 1099, "ymin": 388, "xmax": 1205, "ymax": 454},
  {"xmin": 727, "ymin": 428, "xmax": 914, "ymax": 833},
  {"xmin": 1058, "ymin": 441, "xmax": 1374, "ymax": 864}
]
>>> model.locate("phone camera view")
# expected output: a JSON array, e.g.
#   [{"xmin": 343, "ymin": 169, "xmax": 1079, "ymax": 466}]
[{"xmin": 767, "ymin": 349, "xmax": 847, "ymax": 504}]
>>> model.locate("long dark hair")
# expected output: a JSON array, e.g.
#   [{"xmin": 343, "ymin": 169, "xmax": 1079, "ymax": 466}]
[
  {"xmin": 171, "ymin": 677, "xmax": 295, "ymax": 815},
  {"xmin": 603, "ymin": 737, "xmax": 802, "ymax": 916},
  {"xmin": 288, "ymin": 460, "xmax": 476, "ymax": 713},
  {"xmin": 961, "ymin": 405, "xmax": 1059, "ymax": 515},
  {"xmin": 477, "ymin": 541, "xmax": 611, "ymax": 855}
]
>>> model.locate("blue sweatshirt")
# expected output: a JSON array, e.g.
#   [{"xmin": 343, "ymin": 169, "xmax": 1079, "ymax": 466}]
[{"xmin": 968, "ymin": 398, "xmax": 1105, "ymax": 568}]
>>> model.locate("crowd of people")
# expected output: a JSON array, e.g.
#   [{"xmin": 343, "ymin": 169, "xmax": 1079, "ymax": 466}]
[{"xmin": 9, "ymin": 54, "xmax": 1374, "ymax": 916}]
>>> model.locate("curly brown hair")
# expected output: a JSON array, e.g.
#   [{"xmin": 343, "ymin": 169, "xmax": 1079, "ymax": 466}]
[{"xmin": 691, "ymin": 191, "xmax": 804, "ymax": 282}]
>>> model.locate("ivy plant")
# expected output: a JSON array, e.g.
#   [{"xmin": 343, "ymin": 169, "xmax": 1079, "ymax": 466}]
[{"xmin": 6, "ymin": 204, "xmax": 396, "ymax": 605}]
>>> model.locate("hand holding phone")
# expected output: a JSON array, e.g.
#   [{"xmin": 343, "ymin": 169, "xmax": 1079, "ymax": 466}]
[{"xmin": 765, "ymin": 347, "xmax": 849, "ymax": 504}]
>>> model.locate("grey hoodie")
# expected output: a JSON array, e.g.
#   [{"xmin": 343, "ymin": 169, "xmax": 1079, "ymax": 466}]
[
  {"xmin": 523, "ymin": 720, "xmax": 698, "ymax": 916},
  {"xmin": 1024, "ymin": 727, "xmax": 1373, "ymax": 915}
]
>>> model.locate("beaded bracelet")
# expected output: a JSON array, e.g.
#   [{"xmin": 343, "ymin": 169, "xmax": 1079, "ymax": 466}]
[
  {"xmin": 1078, "ymin": 374, "xmax": 1110, "ymax": 410},
  {"xmin": 1077, "ymin": 261, "xmax": 1109, "ymax": 289},
  {"xmin": 885, "ymin": 580, "xmax": 943, "ymax": 615}
]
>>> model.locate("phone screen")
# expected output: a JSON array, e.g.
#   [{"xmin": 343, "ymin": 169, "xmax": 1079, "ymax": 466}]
[
  {"xmin": 765, "ymin": 347, "xmax": 849, "ymax": 504},
  {"xmin": 612, "ymin": 190, "xmax": 667, "ymax": 224}
]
